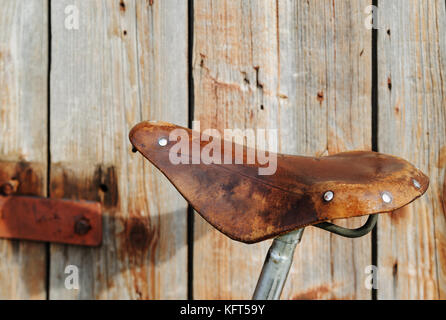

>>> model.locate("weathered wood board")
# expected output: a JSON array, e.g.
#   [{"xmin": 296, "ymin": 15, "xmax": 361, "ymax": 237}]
[
  {"xmin": 192, "ymin": 0, "xmax": 372, "ymax": 299},
  {"xmin": 49, "ymin": 0, "xmax": 188, "ymax": 299},
  {"xmin": 0, "ymin": 0, "xmax": 48, "ymax": 299},
  {"xmin": 377, "ymin": 0, "xmax": 446, "ymax": 299},
  {"xmin": 0, "ymin": 0, "xmax": 444, "ymax": 300}
]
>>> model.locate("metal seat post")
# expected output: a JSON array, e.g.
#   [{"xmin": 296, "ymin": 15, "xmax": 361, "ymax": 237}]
[
  {"xmin": 252, "ymin": 228, "xmax": 305, "ymax": 300},
  {"xmin": 252, "ymin": 214, "xmax": 378, "ymax": 300}
]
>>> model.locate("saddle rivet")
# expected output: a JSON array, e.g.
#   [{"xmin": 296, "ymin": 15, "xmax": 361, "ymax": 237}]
[
  {"xmin": 412, "ymin": 179, "xmax": 421, "ymax": 189},
  {"xmin": 158, "ymin": 138, "xmax": 168, "ymax": 147},
  {"xmin": 323, "ymin": 191, "xmax": 334, "ymax": 202},
  {"xmin": 381, "ymin": 192, "xmax": 392, "ymax": 204}
]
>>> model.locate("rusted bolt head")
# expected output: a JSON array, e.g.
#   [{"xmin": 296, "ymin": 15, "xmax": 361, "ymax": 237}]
[
  {"xmin": 0, "ymin": 180, "xmax": 19, "ymax": 196},
  {"xmin": 74, "ymin": 218, "xmax": 92, "ymax": 235}
]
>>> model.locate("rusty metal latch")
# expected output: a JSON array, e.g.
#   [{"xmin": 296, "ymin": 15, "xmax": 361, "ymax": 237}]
[{"xmin": 0, "ymin": 162, "xmax": 102, "ymax": 246}]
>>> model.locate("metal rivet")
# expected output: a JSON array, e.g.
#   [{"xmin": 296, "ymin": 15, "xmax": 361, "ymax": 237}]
[
  {"xmin": 323, "ymin": 191, "xmax": 334, "ymax": 202},
  {"xmin": 412, "ymin": 179, "xmax": 421, "ymax": 189},
  {"xmin": 158, "ymin": 138, "xmax": 168, "ymax": 147},
  {"xmin": 381, "ymin": 192, "xmax": 392, "ymax": 204}
]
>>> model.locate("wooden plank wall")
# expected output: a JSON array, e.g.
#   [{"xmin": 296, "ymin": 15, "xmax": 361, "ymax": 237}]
[
  {"xmin": 0, "ymin": 0, "xmax": 48, "ymax": 299},
  {"xmin": 0, "ymin": 0, "xmax": 444, "ymax": 300},
  {"xmin": 377, "ymin": 0, "xmax": 446, "ymax": 299},
  {"xmin": 49, "ymin": 0, "xmax": 188, "ymax": 299},
  {"xmin": 192, "ymin": 0, "xmax": 372, "ymax": 300}
]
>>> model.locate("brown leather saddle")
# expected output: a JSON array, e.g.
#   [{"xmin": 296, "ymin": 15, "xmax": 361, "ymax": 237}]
[{"xmin": 129, "ymin": 121, "xmax": 429, "ymax": 244}]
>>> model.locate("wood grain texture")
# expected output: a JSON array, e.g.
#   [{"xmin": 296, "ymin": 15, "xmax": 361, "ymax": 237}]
[
  {"xmin": 0, "ymin": 0, "xmax": 48, "ymax": 299},
  {"xmin": 377, "ymin": 0, "xmax": 446, "ymax": 299},
  {"xmin": 192, "ymin": 0, "xmax": 373, "ymax": 299},
  {"xmin": 49, "ymin": 0, "xmax": 188, "ymax": 299}
]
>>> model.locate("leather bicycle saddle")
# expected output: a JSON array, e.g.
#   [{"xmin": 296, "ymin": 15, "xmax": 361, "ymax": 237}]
[{"xmin": 129, "ymin": 121, "xmax": 429, "ymax": 244}]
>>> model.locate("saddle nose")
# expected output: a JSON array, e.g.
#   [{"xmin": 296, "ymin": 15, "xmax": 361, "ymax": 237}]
[{"xmin": 129, "ymin": 121, "xmax": 429, "ymax": 244}]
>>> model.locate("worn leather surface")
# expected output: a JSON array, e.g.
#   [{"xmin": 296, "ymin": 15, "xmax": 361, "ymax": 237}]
[{"xmin": 129, "ymin": 121, "xmax": 429, "ymax": 244}]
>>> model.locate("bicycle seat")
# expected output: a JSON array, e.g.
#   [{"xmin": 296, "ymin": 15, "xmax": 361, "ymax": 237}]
[{"xmin": 129, "ymin": 121, "xmax": 429, "ymax": 244}]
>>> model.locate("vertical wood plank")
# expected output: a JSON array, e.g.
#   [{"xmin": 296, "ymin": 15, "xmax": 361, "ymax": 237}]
[
  {"xmin": 377, "ymin": 0, "xmax": 446, "ymax": 299},
  {"xmin": 192, "ymin": 0, "xmax": 276, "ymax": 299},
  {"xmin": 192, "ymin": 0, "xmax": 372, "ymax": 299},
  {"xmin": 49, "ymin": 0, "xmax": 188, "ymax": 299},
  {"xmin": 0, "ymin": 0, "xmax": 48, "ymax": 299},
  {"xmin": 279, "ymin": 0, "xmax": 372, "ymax": 300}
]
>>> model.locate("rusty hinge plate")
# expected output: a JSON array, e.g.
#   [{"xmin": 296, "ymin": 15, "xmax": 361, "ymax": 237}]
[
  {"xmin": 0, "ymin": 162, "xmax": 102, "ymax": 246},
  {"xmin": 0, "ymin": 196, "xmax": 102, "ymax": 246}
]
